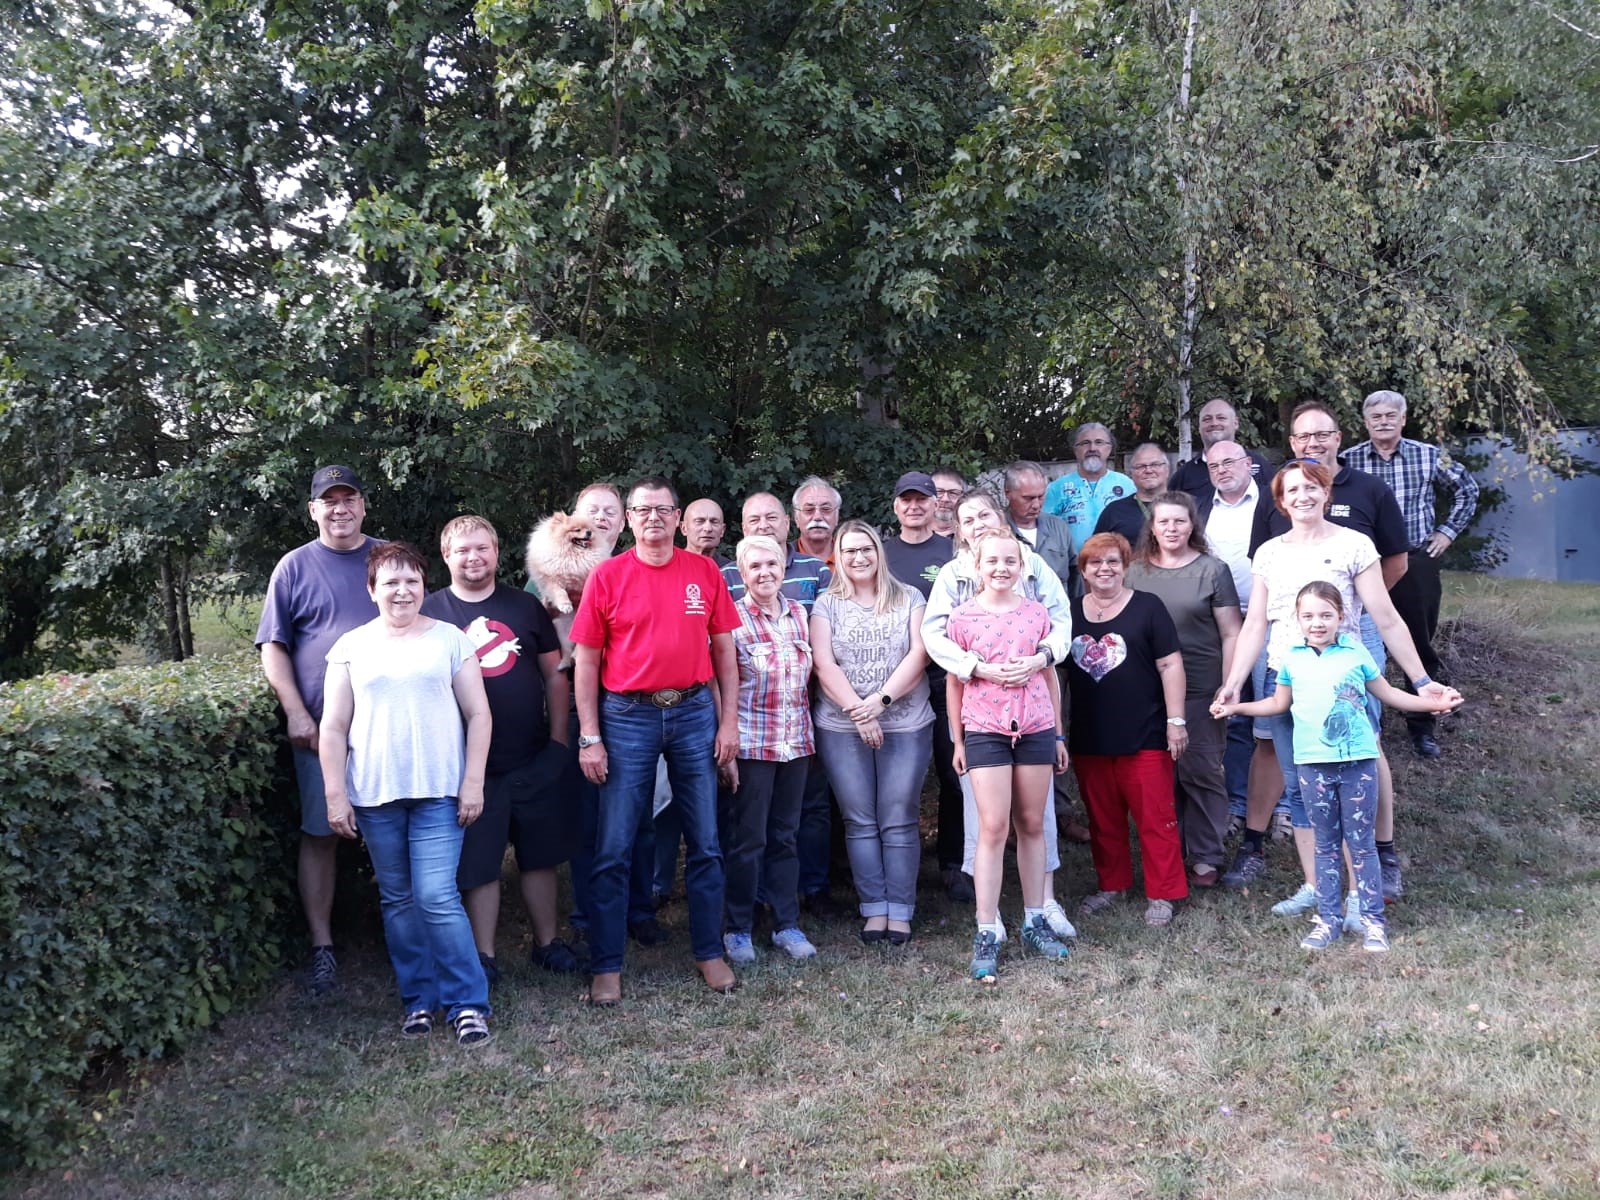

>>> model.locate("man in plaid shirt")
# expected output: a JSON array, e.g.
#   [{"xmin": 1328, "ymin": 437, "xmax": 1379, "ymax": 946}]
[{"xmin": 1345, "ymin": 389, "xmax": 1480, "ymax": 759}]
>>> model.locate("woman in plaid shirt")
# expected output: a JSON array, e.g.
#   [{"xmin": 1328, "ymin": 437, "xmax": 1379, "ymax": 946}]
[{"xmin": 720, "ymin": 534, "xmax": 820, "ymax": 964}]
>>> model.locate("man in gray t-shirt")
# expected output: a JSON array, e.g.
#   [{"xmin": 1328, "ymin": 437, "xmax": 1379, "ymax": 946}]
[{"xmin": 255, "ymin": 465, "xmax": 380, "ymax": 994}]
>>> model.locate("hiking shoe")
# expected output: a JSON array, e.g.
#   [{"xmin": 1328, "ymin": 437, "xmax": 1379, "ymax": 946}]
[
  {"xmin": 629, "ymin": 916, "xmax": 669, "ymax": 946},
  {"xmin": 1269, "ymin": 810, "xmax": 1294, "ymax": 841},
  {"xmin": 1299, "ymin": 917, "xmax": 1340, "ymax": 950},
  {"xmin": 969, "ymin": 929, "xmax": 1000, "ymax": 983},
  {"xmin": 1041, "ymin": 899, "xmax": 1078, "ymax": 939},
  {"xmin": 1021, "ymin": 915, "xmax": 1071, "ymax": 960},
  {"xmin": 1221, "ymin": 848, "xmax": 1266, "ymax": 889},
  {"xmin": 478, "ymin": 952, "xmax": 500, "ymax": 989},
  {"xmin": 772, "ymin": 927, "xmax": 818, "ymax": 960},
  {"xmin": 1379, "ymin": 848, "xmax": 1404, "ymax": 900},
  {"xmin": 723, "ymin": 931, "xmax": 756, "ymax": 964},
  {"xmin": 451, "ymin": 1008, "xmax": 491, "ymax": 1047},
  {"xmin": 306, "ymin": 945, "xmax": 337, "ymax": 995},
  {"xmin": 530, "ymin": 938, "xmax": 583, "ymax": 975},
  {"xmin": 1343, "ymin": 892, "xmax": 1363, "ymax": 935},
  {"xmin": 1271, "ymin": 883, "xmax": 1318, "ymax": 917},
  {"xmin": 1361, "ymin": 918, "xmax": 1390, "ymax": 953},
  {"xmin": 1078, "ymin": 889, "xmax": 1124, "ymax": 916}
]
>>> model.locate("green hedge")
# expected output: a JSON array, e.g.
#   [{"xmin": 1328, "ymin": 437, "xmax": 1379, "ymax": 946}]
[{"xmin": 0, "ymin": 653, "xmax": 294, "ymax": 1169}]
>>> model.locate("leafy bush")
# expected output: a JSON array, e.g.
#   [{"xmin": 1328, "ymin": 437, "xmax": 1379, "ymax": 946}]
[{"xmin": 0, "ymin": 653, "xmax": 294, "ymax": 1168}]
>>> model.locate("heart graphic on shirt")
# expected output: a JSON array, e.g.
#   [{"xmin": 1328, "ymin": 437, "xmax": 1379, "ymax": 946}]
[{"xmin": 1071, "ymin": 633, "xmax": 1128, "ymax": 682}]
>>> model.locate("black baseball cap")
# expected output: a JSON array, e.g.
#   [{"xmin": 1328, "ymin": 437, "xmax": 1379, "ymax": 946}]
[
  {"xmin": 893, "ymin": 471, "xmax": 937, "ymax": 498},
  {"xmin": 309, "ymin": 465, "xmax": 365, "ymax": 499}
]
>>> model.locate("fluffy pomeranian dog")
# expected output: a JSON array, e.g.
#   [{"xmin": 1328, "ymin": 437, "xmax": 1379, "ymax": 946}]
[{"xmin": 524, "ymin": 511, "xmax": 608, "ymax": 616}]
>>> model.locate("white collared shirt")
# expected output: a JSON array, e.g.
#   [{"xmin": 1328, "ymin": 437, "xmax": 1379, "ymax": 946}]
[{"xmin": 1204, "ymin": 480, "xmax": 1258, "ymax": 609}]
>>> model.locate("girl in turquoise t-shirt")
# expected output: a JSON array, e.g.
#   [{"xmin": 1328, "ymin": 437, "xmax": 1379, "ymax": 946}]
[{"xmin": 1213, "ymin": 582, "xmax": 1461, "ymax": 952}]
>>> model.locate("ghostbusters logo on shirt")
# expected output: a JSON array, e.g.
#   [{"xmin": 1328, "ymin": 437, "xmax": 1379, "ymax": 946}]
[
  {"xmin": 684, "ymin": 583, "xmax": 707, "ymax": 616},
  {"xmin": 462, "ymin": 616, "xmax": 522, "ymax": 678}
]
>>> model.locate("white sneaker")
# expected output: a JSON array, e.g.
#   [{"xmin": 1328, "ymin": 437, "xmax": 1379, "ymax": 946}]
[
  {"xmin": 1041, "ymin": 899, "xmax": 1078, "ymax": 939},
  {"xmin": 770, "ymin": 927, "xmax": 817, "ymax": 960}
]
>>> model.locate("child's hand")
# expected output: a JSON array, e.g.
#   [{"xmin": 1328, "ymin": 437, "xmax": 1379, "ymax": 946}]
[
  {"xmin": 1431, "ymin": 686, "xmax": 1464, "ymax": 713},
  {"xmin": 1210, "ymin": 701, "xmax": 1234, "ymax": 720}
]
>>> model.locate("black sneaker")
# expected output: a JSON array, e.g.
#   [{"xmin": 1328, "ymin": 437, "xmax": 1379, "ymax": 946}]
[
  {"xmin": 306, "ymin": 945, "xmax": 338, "ymax": 995},
  {"xmin": 628, "ymin": 916, "xmax": 669, "ymax": 946},
  {"xmin": 478, "ymin": 952, "xmax": 500, "ymax": 989},
  {"xmin": 941, "ymin": 867, "xmax": 976, "ymax": 904},
  {"xmin": 1378, "ymin": 848, "xmax": 1404, "ymax": 900},
  {"xmin": 1220, "ymin": 847, "xmax": 1266, "ymax": 889},
  {"xmin": 530, "ymin": 937, "xmax": 584, "ymax": 974}
]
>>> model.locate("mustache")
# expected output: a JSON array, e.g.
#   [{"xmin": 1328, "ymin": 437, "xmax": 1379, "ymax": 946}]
[{"xmin": 806, "ymin": 520, "xmax": 831, "ymax": 530}]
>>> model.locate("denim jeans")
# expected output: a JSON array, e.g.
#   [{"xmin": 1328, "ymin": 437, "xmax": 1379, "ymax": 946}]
[
  {"xmin": 590, "ymin": 689, "xmax": 724, "ymax": 974},
  {"xmin": 721, "ymin": 756, "xmax": 808, "ymax": 933},
  {"xmin": 1358, "ymin": 612, "xmax": 1387, "ymax": 731},
  {"xmin": 568, "ymin": 711, "xmax": 656, "ymax": 930},
  {"xmin": 355, "ymin": 797, "xmax": 489, "ymax": 1021},
  {"xmin": 1263, "ymin": 667, "xmax": 1311, "ymax": 829},
  {"xmin": 817, "ymin": 724, "xmax": 931, "ymax": 921}
]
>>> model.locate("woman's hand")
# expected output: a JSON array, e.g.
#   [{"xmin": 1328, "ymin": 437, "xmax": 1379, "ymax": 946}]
[
  {"xmin": 843, "ymin": 694, "xmax": 882, "ymax": 723},
  {"xmin": 1054, "ymin": 739, "xmax": 1070, "ymax": 775},
  {"xmin": 457, "ymin": 782, "xmax": 484, "ymax": 827},
  {"xmin": 1429, "ymin": 686, "xmax": 1465, "ymax": 713},
  {"xmin": 1166, "ymin": 723, "xmax": 1189, "ymax": 761},
  {"xmin": 326, "ymin": 792, "xmax": 359, "ymax": 840},
  {"xmin": 973, "ymin": 657, "xmax": 1037, "ymax": 687},
  {"xmin": 1212, "ymin": 683, "xmax": 1240, "ymax": 708},
  {"xmin": 857, "ymin": 716, "xmax": 884, "ymax": 748},
  {"xmin": 1210, "ymin": 700, "xmax": 1235, "ymax": 720},
  {"xmin": 720, "ymin": 759, "xmax": 740, "ymax": 792},
  {"xmin": 951, "ymin": 740, "xmax": 967, "ymax": 775}
]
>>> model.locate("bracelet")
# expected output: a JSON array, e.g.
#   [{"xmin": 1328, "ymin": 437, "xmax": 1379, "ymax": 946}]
[
  {"xmin": 1413, "ymin": 675, "xmax": 1433, "ymax": 690},
  {"xmin": 1054, "ymin": 734, "xmax": 1067, "ymax": 742}
]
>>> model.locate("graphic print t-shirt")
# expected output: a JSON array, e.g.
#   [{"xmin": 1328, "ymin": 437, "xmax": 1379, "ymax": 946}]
[
  {"xmin": 1275, "ymin": 635, "xmax": 1381, "ymax": 765},
  {"xmin": 421, "ymin": 584, "xmax": 561, "ymax": 774},
  {"xmin": 811, "ymin": 591, "xmax": 932, "ymax": 734},
  {"xmin": 1065, "ymin": 590, "xmax": 1180, "ymax": 757}
]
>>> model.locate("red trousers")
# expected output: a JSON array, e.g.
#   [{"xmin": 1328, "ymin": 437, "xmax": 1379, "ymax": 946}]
[{"xmin": 1074, "ymin": 750, "xmax": 1188, "ymax": 901}]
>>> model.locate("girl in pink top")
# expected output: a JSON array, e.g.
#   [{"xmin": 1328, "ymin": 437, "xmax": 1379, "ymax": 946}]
[{"xmin": 946, "ymin": 529, "xmax": 1071, "ymax": 981}]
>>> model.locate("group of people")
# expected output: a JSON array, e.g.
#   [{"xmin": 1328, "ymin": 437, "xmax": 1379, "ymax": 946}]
[{"xmin": 256, "ymin": 388, "xmax": 1477, "ymax": 1031}]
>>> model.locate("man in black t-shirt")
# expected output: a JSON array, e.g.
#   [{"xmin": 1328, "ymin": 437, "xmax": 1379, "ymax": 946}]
[
  {"xmin": 882, "ymin": 471, "xmax": 967, "ymax": 900},
  {"xmin": 422, "ymin": 515, "xmax": 581, "ymax": 983}
]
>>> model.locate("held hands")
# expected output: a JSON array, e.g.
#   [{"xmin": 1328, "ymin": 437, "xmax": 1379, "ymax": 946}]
[
  {"xmin": 1421, "ymin": 683, "xmax": 1465, "ymax": 713},
  {"xmin": 326, "ymin": 793, "xmax": 359, "ymax": 840},
  {"xmin": 457, "ymin": 783, "xmax": 484, "ymax": 827},
  {"xmin": 1209, "ymin": 700, "xmax": 1236, "ymax": 720}
]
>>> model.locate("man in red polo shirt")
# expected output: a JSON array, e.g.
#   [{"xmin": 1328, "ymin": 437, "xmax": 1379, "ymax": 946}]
[{"xmin": 571, "ymin": 476, "xmax": 742, "ymax": 1005}]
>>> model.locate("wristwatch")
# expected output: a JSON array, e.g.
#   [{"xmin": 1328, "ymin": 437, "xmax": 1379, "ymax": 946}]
[
  {"xmin": 1166, "ymin": 717, "xmax": 1187, "ymax": 727},
  {"xmin": 578, "ymin": 734, "xmax": 604, "ymax": 749},
  {"xmin": 879, "ymin": 693, "xmax": 893, "ymax": 708}
]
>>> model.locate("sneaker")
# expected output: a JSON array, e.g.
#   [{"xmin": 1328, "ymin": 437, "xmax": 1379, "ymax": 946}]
[
  {"xmin": 1144, "ymin": 898, "xmax": 1175, "ymax": 927},
  {"xmin": 1021, "ymin": 914, "xmax": 1071, "ymax": 959},
  {"xmin": 723, "ymin": 931, "xmax": 756, "ymax": 964},
  {"xmin": 1379, "ymin": 848, "xmax": 1404, "ymax": 900},
  {"xmin": 1078, "ymin": 889, "xmax": 1124, "ymax": 916},
  {"xmin": 529, "ymin": 938, "xmax": 584, "ymax": 974},
  {"xmin": 451, "ymin": 1008, "xmax": 491, "ymax": 1047},
  {"xmin": 1299, "ymin": 917, "xmax": 1340, "ymax": 950},
  {"xmin": 1343, "ymin": 892, "xmax": 1363, "ymax": 935},
  {"xmin": 401, "ymin": 1009, "xmax": 433, "ymax": 1038},
  {"xmin": 942, "ymin": 866, "xmax": 976, "ymax": 904},
  {"xmin": 628, "ymin": 916, "xmax": 669, "ymax": 946},
  {"xmin": 1227, "ymin": 813, "xmax": 1245, "ymax": 839},
  {"xmin": 1269, "ymin": 810, "xmax": 1294, "ymax": 842},
  {"xmin": 1041, "ymin": 899, "xmax": 1078, "ymax": 939},
  {"xmin": 1271, "ymin": 883, "xmax": 1318, "ymax": 917},
  {"xmin": 969, "ymin": 929, "xmax": 1000, "ymax": 983},
  {"xmin": 771, "ymin": 927, "xmax": 818, "ymax": 960},
  {"xmin": 478, "ymin": 952, "xmax": 500, "ymax": 989},
  {"xmin": 1221, "ymin": 847, "xmax": 1265, "ymax": 889},
  {"xmin": 306, "ymin": 945, "xmax": 337, "ymax": 995},
  {"xmin": 1361, "ymin": 917, "xmax": 1390, "ymax": 953}
]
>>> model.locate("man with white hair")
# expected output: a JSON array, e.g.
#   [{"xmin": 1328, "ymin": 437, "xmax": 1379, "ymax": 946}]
[
  {"xmin": 792, "ymin": 476, "xmax": 842, "ymax": 567},
  {"xmin": 1344, "ymin": 389, "xmax": 1479, "ymax": 759},
  {"xmin": 1043, "ymin": 422, "xmax": 1135, "ymax": 559},
  {"xmin": 1170, "ymin": 397, "xmax": 1274, "ymax": 495}
]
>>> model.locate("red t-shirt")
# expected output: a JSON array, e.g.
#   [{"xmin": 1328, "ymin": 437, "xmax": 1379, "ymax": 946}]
[{"xmin": 569, "ymin": 548, "xmax": 740, "ymax": 693}]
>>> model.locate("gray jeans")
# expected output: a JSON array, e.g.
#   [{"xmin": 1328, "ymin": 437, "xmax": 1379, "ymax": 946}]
[{"xmin": 816, "ymin": 725, "xmax": 932, "ymax": 921}]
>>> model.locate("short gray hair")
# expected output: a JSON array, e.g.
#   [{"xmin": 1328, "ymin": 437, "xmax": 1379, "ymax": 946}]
[
  {"xmin": 1071, "ymin": 422, "xmax": 1115, "ymax": 454},
  {"xmin": 1002, "ymin": 460, "xmax": 1047, "ymax": 492},
  {"xmin": 1363, "ymin": 389, "xmax": 1408, "ymax": 416},
  {"xmin": 792, "ymin": 475, "xmax": 841, "ymax": 510},
  {"xmin": 735, "ymin": 534, "xmax": 786, "ymax": 574}
]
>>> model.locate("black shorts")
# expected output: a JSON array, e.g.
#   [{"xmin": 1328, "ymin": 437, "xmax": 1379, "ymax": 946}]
[
  {"xmin": 456, "ymin": 740, "xmax": 579, "ymax": 891},
  {"xmin": 965, "ymin": 729, "xmax": 1058, "ymax": 770}
]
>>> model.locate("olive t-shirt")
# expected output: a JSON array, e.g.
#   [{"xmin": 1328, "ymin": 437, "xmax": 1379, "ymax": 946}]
[{"xmin": 1125, "ymin": 556, "xmax": 1239, "ymax": 699}]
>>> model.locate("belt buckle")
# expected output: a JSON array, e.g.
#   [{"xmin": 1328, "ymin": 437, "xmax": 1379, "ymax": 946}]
[{"xmin": 651, "ymin": 688, "xmax": 682, "ymax": 708}]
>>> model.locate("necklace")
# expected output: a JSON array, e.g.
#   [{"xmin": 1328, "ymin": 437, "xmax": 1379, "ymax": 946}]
[{"xmin": 1088, "ymin": 588, "xmax": 1130, "ymax": 622}]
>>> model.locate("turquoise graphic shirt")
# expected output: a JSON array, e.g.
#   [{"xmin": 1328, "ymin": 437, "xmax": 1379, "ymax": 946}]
[{"xmin": 1275, "ymin": 634, "xmax": 1381, "ymax": 765}]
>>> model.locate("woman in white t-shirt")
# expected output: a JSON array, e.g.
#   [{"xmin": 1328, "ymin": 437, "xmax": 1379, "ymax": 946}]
[{"xmin": 1215, "ymin": 459, "xmax": 1440, "ymax": 916}]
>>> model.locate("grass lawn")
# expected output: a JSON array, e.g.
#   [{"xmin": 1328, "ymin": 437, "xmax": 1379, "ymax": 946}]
[{"xmin": 9, "ymin": 574, "xmax": 1600, "ymax": 1199}]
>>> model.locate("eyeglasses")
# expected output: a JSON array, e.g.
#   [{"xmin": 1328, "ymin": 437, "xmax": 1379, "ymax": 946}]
[
  {"xmin": 1131, "ymin": 462, "xmax": 1168, "ymax": 474},
  {"xmin": 840, "ymin": 546, "xmax": 877, "ymax": 558},
  {"xmin": 1290, "ymin": 429, "xmax": 1340, "ymax": 444},
  {"xmin": 1075, "ymin": 438, "xmax": 1112, "ymax": 449},
  {"xmin": 628, "ymin": 504, "xmax": 679, "ymax": 518},
  {"xmin": 934, "ymin": 487, "xmax": 963, "ymax": 498},
  {"xmin": 1207, "ymin": 455, "xmax": 1248, "ymax": 472}
]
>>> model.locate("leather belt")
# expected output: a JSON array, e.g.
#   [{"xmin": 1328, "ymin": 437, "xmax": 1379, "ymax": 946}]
[{"xmin": 613, "ymin": 681, "xmax": 709, "ymax": 708}]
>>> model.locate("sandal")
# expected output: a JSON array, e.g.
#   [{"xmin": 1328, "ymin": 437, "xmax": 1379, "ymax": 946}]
[
  {"xmin": 401, "ymin": 1009, "xmax": 433, "ymax": 1038},
  {"xmin": 1144, "ymin": 899, "xmax": 1175, "ymax": 927},
  {"xmin": 1078, "ymin": 889, "xmax": 1124, "ymax": 916},
  {"xmin": 451, "ymin": 1008, "xmax": 491, "ymax": 1047}
]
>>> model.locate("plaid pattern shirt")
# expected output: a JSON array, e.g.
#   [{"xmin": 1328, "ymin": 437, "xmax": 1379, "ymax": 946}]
[
  {"xmin": 732, "ymin": 594, "xmax": 815, "ymax": 762},
  {"xmin": 1343, "ymin": 437, "xmax": 1479, "ymax": 549}
]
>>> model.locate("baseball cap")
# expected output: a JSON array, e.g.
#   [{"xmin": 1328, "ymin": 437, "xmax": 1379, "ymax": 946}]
[
  {"xmin": 309, "ymin": 464, "xmax": 365, "ymax": 499},
  {"xmin": 893, "ymin": 471, "xmax": 937, "ymax": 498}
]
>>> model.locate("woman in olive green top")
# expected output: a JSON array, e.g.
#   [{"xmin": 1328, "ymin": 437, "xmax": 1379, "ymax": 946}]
[{"xmin": 1127, "ymin": 492, "xmax": 1243, "ymax": 887}]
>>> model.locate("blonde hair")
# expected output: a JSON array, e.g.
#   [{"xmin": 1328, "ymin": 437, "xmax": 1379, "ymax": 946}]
[
  {"xmin": 952, "ymin": 490, "xmax": 1007, "ymax": 557},
  {"xmin": 824, "ymin": 520, "xmax": 916, "ymax": 616},
  {"xmin": 438, "ymin": 514, "xmax": 499, "ymax": 555}
]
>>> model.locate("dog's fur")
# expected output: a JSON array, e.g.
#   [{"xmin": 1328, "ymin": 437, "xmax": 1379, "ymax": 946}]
[{"xmin": 525, "ymin": 511, "xmax": 607, "ymax": 617}]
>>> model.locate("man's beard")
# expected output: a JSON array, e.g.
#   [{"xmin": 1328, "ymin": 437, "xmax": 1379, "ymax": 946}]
[{"xmin": 1081, "ymin": 453, "xmax": 1105, "ymax": 474}]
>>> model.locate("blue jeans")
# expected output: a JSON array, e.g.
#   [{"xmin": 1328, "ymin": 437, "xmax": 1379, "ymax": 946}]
[
  {"xmin": 355, "ymin": 797, "xmax": 489, "ymax": 1021},
  {"xmin": 568, "ymin": 712, "xmax": 656, "ymax": 929},
  {"xmin": 1358, "ymin": 613, "xmax": 1386, "ymax": 731},
  {"xmin": 1262, "ymin": 667, "xmax": 1311, "ymax": 829},
  {"xmin": 817, "ymin": 725, "xmax": 932, "ymax": 921},
  {"xmin": 1298, "ymin": 759, "xmax": 1383, "ymax": 928},
  {"xmin": 590, "ymin": 689, "xmax": 724, "ymax": 974}
]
